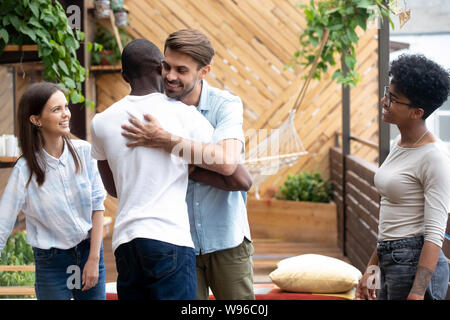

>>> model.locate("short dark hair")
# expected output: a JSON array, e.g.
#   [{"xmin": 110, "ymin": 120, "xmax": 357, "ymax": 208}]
[
  {"xmin": 390, "ymin": 54, "xmax": 450, "ymax": 119},
  {"xmin": 164, "ymin": 29, "xmax": 215, "ymax": 69},
  {"xmin": 122, "ymin": 39, "xmax": 163, "ymax": 79}
]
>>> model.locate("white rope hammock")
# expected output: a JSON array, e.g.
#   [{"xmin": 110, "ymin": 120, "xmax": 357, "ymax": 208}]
[
  {"xmin": 243, "ymin": 110, "xmax": 307, "ymax": 199},
  {"xmin": 242, "ymin": 30, "xmax": 330, "ymax": 199}
]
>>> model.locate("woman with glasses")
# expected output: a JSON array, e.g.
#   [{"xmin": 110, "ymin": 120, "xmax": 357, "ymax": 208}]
[
  {"xmin": 356, "ymin": 54, "xmax": 450, "ymax": 300},
  {"xmin": 0, "ymin": 82, "xmax": 107, "ymax": 299}
]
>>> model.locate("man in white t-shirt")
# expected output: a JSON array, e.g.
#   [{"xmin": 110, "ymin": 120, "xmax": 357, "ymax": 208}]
[{"xmin": 90, "ymin": 39, "xmax": 213, "ymax": 300}]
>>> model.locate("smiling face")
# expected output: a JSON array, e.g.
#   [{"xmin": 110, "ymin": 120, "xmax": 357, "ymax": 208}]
[
  {"xmin": 162, "ymin": 47, "xmax": 209, "ymax": 104},
  {"xmin": 381, "ymin": 82, "xmax": 423, "ymax": 125},
  {"xmin": 30, "ymin": 90, "xmax": 71, "ymax": 139}
]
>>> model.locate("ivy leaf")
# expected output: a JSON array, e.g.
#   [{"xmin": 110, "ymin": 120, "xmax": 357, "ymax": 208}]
[
  {"xmin": 356, "ymin": 0, "xmax": 375, "ymax": 10},
  {"xmin": 332, "ymin": 69, "xmax": 342, "ymax": 81},
  {"xmin": 51, "ymin": 63, "xmax": 60, "ymax": 77},
  {"xmin": 70, "ymin": 90, "xmax": 84, "ymax": 104},
  {"xmin": 19, "ymin": 24, "xmax": 36, "ymax": 42},
  {"xmin": 27, "ymin": 16, "xmax": 42, "ymax": 29},
  {"xmin": 29, "ymin": 1, "xmax": 39, "ymax": 18},
  {"xmin": 9, "ymin": 15, "xmax": 20, "ymax": 29},
  {"xmin": 304, "ymin": 8, "xmax": 314, "ymax": 21},
  {"xmin": 2, "ymin": 15, "xmax": 10, "ymax": 26},
  {"xmin": 0, "ymin": 29, "xmax": 9, "ymax": 44},
  {"xmin": 64, "ymin": 36, "xmax": 79, "ymax": 51},
  {"xmin": 346, "ymin": 28, "xmax": 358, "ymax": 43},
  {"xmin": 327, "ymin": 24, "xmax": 343, "ymax": 31},
  {"xmin": 344, "ymin": 54, "xmax": 356, "ymax": 70},
  {"xmin": 58, "ymin": 60, "xmax": 69, "ymax": 75},
  {"xmin": 63, "ymin": 77, "xmax": 76, "ymax": 89}
]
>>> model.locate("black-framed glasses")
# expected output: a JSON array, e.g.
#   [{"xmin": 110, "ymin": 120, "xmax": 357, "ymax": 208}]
[{"xmin": 383, "ymin": 86, "xmax": 415, "ymax": 108}]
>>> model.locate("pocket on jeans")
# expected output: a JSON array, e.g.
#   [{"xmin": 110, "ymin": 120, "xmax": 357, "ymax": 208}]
[
  {"xmin": 141, "ymin": 251, "xmax": 177, "ymax": 280},
  {"xmin": 391, "ymin": 248, "xmax": 420, "ymax": 265},
  {"xmin": 115, "ymin": 256, "xmax": 130, "ymax": 281},
  {"xmin": 33, "ymin": 248, "xmax": 55, "ymax": 262}
]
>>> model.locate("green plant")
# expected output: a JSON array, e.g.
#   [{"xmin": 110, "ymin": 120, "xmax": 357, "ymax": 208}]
[
  {"xmin": 91, "ymin": 25, "xmax": 130, "ymax": 66},
  {"xmin": 276, "ymin": 172, "xmax": 332, "ymax": 203},
  {"xmin": 0, "ymin": 0, "xmax": 94, "ymax": 109},
  {"xmin": 292, "ymin": 0, "xmax": 393, "ymax": 88},
  {"xmin": 0, "ymin": 231, "xmax": 35, "ymax": 299}
]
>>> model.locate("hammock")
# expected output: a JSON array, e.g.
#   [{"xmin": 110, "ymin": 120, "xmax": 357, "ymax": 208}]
[{"xmin": 243, "ymin": 30, "xmax": 330, "ymax": 199}]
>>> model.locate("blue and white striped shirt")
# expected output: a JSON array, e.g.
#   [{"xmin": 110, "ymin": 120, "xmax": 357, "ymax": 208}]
[{"xmin": 0, "ymin": 139, "xmax": 106, "ymax": 252}]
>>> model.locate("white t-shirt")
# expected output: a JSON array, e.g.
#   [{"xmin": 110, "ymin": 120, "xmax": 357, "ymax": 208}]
[{"xmin": 90, "ymin": 93, "xmax": 213, "ymax": 253}]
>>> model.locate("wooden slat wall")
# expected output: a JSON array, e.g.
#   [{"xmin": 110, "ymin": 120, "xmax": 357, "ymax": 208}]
[
  {"xmin": 94, "ymin": 0, "xmax": 380, "ymax": 197},
  {"xmin": 330, "ymin": 146, "xmax": 450, "ymax": 299},
  {"xmin": 331, "ymin": 146, "xmax": 380, "ymax": 272},
  {"xmin": 0, "ymin": 67, "xmax": 14, "ymax": 136}
]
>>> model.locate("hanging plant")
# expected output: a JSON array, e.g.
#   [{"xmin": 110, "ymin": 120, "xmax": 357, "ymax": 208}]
[
  {"xmin": 293, "ymin": 0, "xmax": 394, "ymax": 88},
  {"xmin": 0, "ymin": 0, "xmax": 94, "ymax": 109}
]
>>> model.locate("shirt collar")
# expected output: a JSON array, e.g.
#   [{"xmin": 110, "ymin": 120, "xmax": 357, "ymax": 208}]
[
  {"xmin": 42, "ymin": 140, "xmax": 69, "ymax": 169},
  {"xmin": 197, "ymin": 80, "xmax": 210, "ymax": 111}
]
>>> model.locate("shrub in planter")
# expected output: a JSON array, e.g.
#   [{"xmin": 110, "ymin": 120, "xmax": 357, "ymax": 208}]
[
  {"xmin": 276, "ymin": 172, "xmax": 332, "ymax": 203},
  {"xmin": 0, "ymin": 231, "xmax": 35, "ymax": 299}
]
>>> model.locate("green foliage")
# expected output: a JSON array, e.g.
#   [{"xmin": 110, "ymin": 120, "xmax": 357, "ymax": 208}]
[
  {"xmin": 0, "ymin": 0, "xmax": 94, "ymax": 109},
  {"xmin": 91, "ymin": 25, "xmax": 130, "ymax": 66},
  {"xmin": 0, "ymin": 231, "xmax": 35, "ymax": 299},
  {"xmin": 276, "ymin": 172, "xmax": 332, "ymax": 203},
  {"xmin": 292, "ymin": 0, "xmax": 393, "ymax": 88}
]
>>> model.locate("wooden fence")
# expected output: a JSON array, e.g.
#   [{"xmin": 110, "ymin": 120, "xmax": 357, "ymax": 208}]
[
  {"xmin": 93, "ymin": 0, "xmax": 380, "ymax": 197},
  {"xmin": 330, "ymin": 146, "xmax": 450, "ymax": 299}
]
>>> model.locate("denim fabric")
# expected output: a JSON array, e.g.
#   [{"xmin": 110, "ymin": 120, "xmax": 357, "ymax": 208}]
[
  {"xmin": 114, "ymin": 238, "xmax": 196, "ymax": 300},
  {"xmin": 377, "ymin": 235, "xmax": 449, "ymax": 300},
  {"xmin": 33, "ymin": 238, "xmax": 106, "ymax": 300}
]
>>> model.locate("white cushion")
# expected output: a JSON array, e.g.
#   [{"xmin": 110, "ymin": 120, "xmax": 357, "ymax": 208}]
[{"xmin": 269, "ymin": 254, "xmax": 362, "ymax": 293}]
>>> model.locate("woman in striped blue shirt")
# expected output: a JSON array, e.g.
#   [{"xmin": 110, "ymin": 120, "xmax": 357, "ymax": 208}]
[{"xmin": 0, "ymin": 82, "xmax": 107, "ymax": 300}]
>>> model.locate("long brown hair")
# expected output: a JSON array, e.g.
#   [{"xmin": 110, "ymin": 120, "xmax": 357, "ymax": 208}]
[{"xmin": 17, "ymin": 82, "xmax": 81, "ymax": 187}]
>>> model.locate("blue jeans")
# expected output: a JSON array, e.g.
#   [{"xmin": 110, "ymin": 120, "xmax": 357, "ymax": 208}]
[
  {"xmin": 114, "ymin": 238, "xmax": 196, "ymax": 300},
  {"xmin": 377, "ymin": 235, "xmax": 449, "ymax": 300},
  {"xmin": 33, "ymin": 238, "xmax": 106, "ymax": 300}
]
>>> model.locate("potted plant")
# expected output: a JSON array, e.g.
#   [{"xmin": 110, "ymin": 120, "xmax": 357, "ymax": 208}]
[
  {"xmin": 246, "ymin": 172, "xmax": 337, "ymax": 243},
  {"xmin": 0, "ymin": 0, "xmax": 91, "ymax": 108},
  {"xmin": 276, "ymin": 172, "xmax": 332, "ymax": 203},
  {"xmin": 91, "ymin": 25, "xmax": 130, "ymax": 66}
]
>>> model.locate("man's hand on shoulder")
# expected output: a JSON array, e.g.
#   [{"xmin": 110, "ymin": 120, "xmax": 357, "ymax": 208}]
[{"xmin": 121, "ymin": 114, "xmax": 173, "ymax": 151}]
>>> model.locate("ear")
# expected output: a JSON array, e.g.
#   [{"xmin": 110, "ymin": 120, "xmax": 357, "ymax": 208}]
[
  {"xmin": 410, "ymin": 107, "xmax": 425, "ymax": 120},
  {"xmin": 29, "ymin": 115, "xmax": 40, "ymax": 127},
  {"xmin": 199, "ymin": 65, "xmax": 211, "ymax": 80},
  {"xmin": 121, "ymin": 71, "xmax": 130, "ymax": 84},
  {"xmin": 156, "ymin": 63, "xmax": 162, "ymax": 75}
]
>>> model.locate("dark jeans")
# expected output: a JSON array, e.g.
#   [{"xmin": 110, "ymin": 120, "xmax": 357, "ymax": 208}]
[
  {"xmin": 377, "ymin": 235, "xmax": 449, "ymax": 300},
  {"xmin": 114, "ymin": 238, "xmax": 196, "ymax": 300},
  {"xmin": 33, "ymin": 238, "xmax": 106, "ymax": 300}
]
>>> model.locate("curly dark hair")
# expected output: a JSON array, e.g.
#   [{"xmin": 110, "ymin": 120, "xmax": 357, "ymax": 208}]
[{"xmin": 389, "ymin": 54, "xmax": 450, "ymax": 119}]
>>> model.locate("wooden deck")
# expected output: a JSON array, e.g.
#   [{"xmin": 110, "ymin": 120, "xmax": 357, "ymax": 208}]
[{"xmin": 102, "ymin": 236, "xmax": 346, "ymax": 284}]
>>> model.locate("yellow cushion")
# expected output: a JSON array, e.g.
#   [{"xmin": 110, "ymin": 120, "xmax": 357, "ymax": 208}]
[{"xmin": 269, "ymin": 254, "xmax": 362, "ymax": 293}]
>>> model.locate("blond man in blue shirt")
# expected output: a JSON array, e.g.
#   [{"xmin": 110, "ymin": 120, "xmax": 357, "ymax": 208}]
[{"xmin": 121, "ymin": 29, "xmax": 254, "ymax": 300}]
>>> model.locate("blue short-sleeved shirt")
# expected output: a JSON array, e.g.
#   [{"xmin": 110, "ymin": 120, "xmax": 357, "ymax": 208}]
[{"xmin": 186, "ymin": 80, "xmax": 251, "ymax": 255}]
